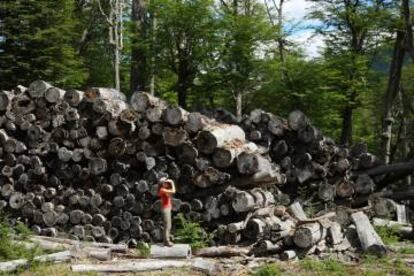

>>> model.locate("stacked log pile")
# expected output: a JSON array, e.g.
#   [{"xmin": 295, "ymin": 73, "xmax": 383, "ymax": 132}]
[
  {"xmin": 0, "ymin": 80, "xmax": 410, "ymax": 260},
  {"xmin": 211, "ymin": 109, "xmax": 384, "ymax": 209}
]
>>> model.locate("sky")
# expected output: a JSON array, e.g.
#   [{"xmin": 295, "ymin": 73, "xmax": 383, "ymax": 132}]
[{"xmin": 282, "ymin": 0, "xmax": 324, "ymax": 57}]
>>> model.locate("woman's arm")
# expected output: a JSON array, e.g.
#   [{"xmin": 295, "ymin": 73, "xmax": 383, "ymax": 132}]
[{"xmin": 161, "ymin": 180, "xmax": 176, "ymax": 194}]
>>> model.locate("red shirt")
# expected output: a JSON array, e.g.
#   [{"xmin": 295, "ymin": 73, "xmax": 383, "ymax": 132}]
[{"xmin": 159, "ymin": 189, "xmax": 172, "ymax": 209}]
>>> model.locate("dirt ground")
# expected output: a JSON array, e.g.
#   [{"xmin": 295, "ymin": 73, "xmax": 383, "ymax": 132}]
[{"xmin": 14, "ymin": 241, "xmax": 414, "ymax": 276}]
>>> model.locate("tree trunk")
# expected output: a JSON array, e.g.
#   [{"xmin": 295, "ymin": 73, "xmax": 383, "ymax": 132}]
[
  {"xmin": 382, "ymin": 24, "xmax": 406, "ymax": 164},
  {"xmin": 130, "ymin": 0, "xmax": 148, "ymax": 92},
  {"xmin": 351, "ymin": 211, "xmax": 387, "ymax": 256},
  {"xmin": 340, "ymin": 106, "xmax": 353, "ymax": 146},
  {"xmin": 150, "ymin": 244, "xmax": 192, "ymax": 259}
]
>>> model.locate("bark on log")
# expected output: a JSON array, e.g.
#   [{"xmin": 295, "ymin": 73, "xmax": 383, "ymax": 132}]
[
  {"xmin": 293, "ymin": 222, "xmax": 326, "ymax": 248},
  {"xmin": 196, "ymin": 124, "xmax": 245, "ymax": 154},
  {"xmin": 237, "ymin": 152, "xmax": 272, "ymax": 175},
  {"xmin": 0, "ymin": 250, "xmax": 71, "ymax": 272},
  {"xmin": 28, "ymin": 80, "xmax": 52, "ymax": 98},
  {"xmin": 372, "ymin": 218, "xmax": 413, "ymax": 239},
  {"xmin": 351, "ymin": 211, "xmax": 387, "ymax": 256},
  {"xmin": 163, "ymin": 106, "xmax": 189, "ymax": 125},
  {"xmin": 150, "ymin": 244, "xmax": 192, "ymax": 259},
  {"xmin": 213, "ymin": 142, "xmax": 258, "ymax": 168},
  {"xmin": 71, "ymin": 259, "xmax": 220, "ymax": 274},
  {"xmin": 194, "ymin": 246, "xmax": 250, "ymax": 257}
]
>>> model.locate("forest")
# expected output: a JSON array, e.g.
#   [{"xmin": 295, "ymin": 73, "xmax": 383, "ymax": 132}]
[{"xmin": 1, "ymin": 0, "xmax": 413, "ymax": 163}]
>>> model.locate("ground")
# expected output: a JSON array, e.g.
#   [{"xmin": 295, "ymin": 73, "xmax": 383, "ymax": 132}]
[{"xmin": 12, "ymin": 242, "xmax": 414, "ymax": 276}]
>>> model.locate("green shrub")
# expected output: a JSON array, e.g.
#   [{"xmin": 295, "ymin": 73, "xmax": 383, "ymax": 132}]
[
  {"xmin": 299, "ymin": 258, "xmax": 347, "ymax": 276},
  {"xmin": 398, "ymin": 246, "xmax": 414, "ymax": 254},
  {"xmin": 374, "ymin": 225, "xmax": 400, "ymax": 245},
  {"xmin": 174, "ymin": 213, "xmax": 213, "ymax": 249},
  {"xmin": 136, "ymin": 242, "xmax": 150, "ymax": 257},
  {"xmin": 0, "ymin": 221, "xmax": 42, "ymax": 262},
  {"xmin": 254, "ymin": 263, "xmax": 282, "ymax": 276}
]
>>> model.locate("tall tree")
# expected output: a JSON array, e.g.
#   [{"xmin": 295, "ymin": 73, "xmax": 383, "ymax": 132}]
[
  {"xmin": 97, "ymin": 0, "xmax": 125, "ymax": 91},
  {"xmin": 150, "ymin": 0, "xmax": 217, "ymax": 109},
  {"xmin": 0, "ymin": 0, "xmax": 86, "ymax": 89},
  {"xmin": 382, "ymin": 0, "xmax": 413, "ymax": 164},
  {"xmin": 130, "ymin": 0, "xmax": 149, "ymax": 93},
  {"xmin": 218, "ymin": 0, "xmax": 273, "ymax": 119},
  {"xmin": 309, "ymin": 0, "xmax": 390, "ymax": 146}
]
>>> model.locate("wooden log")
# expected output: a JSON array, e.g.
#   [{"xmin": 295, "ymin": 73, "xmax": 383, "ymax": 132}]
[
  {"xmin": 231, "ymin": 191, "xmax": 255, "ymax": 213},
  {"xmin": 194, "ymin": 167, "xmax": 230, "ymax": 188},
  {"xmin": 71, "ymin": 259, "xmax": 220, "ymax": 274},
  {"xmin": 176, "ymin": 143, "xmax": 198, "ymax": 164},
  {"xmin": 163, "ymin": 106, "xmax": 189, "ymax": 125},
  {"xmin": 130, "ymin": 91, "xmax": 163, "ymax": 112},
  {"xmin": 28, "ymin": 80, "xmax": 52, "ymax": 98},
  {"xmin": 372, "ymin": 198, "xmax": 397, "ymax": 218},
  {"xmin": 185, "ymin": 112, "xmax": 211, "ymax": 133},
  {"xmin": 354, "ymin": 174, "xmax": 375, "ymax": 195},
  {"xmin": 196, "ymin": 124, "xmax": 245, "ymax": 154},
  {"xmin": 64, "ymin": 89, "xmax": 84, "ymax": 106},
  {"xmin": 163, "ymin": 127, "xmax": 188, "ymax": 147},
  {"xmin": 71, "ymin": 246, "xmax": 112, "ymax": 261},
  {"xmin": 45, "ymin": 87, "xmax": 65, "ymax": 103},
  {"xmin": 0, "ymin": 90, "xmax": 14, "ymax": 111},
  {"xmin": 85, "ymin": 87, "xmax": 125, "ymax": 102},
  {"xmin": 327, "ymin": 222, "xmax": 343, "ymax": 245},
  {"xmin": 254, "ymin": 240, "xmax": 283, "ymax": 255},
  {"xmin": 293, "ymin": 222, "xmax": 327, "ymax": 248},
  {"xmin": 288, "ymin": 110, "xmax": 309, "ymax": 131},
  {"xmin": 0, "ymin": 251, "xmax": 71, "ymax": 272},
  {"xmin": 89, "ymin": 158, "xmax": 107, "ymax": 175},
  {"xmin": 237, "ymin": 152, "xmax": 272, "ymax": 175},
  {"xmin": 372, "ymin": 218, "xmax": 413, "ymax": 239},
  {"xmin": 318, "ymin": 183, "xmax": 336, "ymax": 202},
  {"xmin": 150, "ymin": 244, "xmax": 192, "ymax": 259},
  {"xmin": 194, "ymin": 246, "xmax": 250, "ymax": 257},
  {"xmin": 288, "ymin": 201, "xmax": 308, "ymax": 221},
  {"xmin": 213, "ymin": 142, "xmax": 258, "ymax": 168},
  {"xmin": 351, "ymin": 211, "xmax": 388, "ymax": 256},
  {"xmin": 11, "ymin": 94, "xmax": 36, "ymax": 114},
  {"xmin": 280, "ymin": 250, "xmax": 298, "ymax": 261}
]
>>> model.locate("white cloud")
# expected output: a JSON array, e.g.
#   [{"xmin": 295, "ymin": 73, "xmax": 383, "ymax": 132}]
[
  {"xmin": 284, "ymin": 0, "xmax": 313, "ymax": 21},
  {"xmin": 290, "ymin": 30, "xmax": 325, "ymax": 58},
  {"xmin": 283, "ymin": 0, "xmax": 324, "ymax": 57}
]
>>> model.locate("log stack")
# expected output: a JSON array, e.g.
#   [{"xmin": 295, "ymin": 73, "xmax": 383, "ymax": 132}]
[{"xmin": 0, "ymin": 80, "xmax": 411, "ymax": 260}]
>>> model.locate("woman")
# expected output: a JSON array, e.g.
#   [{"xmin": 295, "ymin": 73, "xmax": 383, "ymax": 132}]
[{"xmin": 158, "ymin": 177, "xmax": 176, "ymax": 246}]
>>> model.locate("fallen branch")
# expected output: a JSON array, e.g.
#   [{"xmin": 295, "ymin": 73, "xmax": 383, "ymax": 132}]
[
  {"xmin": 0, "ymin": 251, "xmax": 71, "ymax": 272},
  {"xmin": 193, "ymin": 246, "xmax": 250, "ymax": 257},
  {"xmin": 71, "ymin": 259, "xmax": 221, "ymax": 274}
]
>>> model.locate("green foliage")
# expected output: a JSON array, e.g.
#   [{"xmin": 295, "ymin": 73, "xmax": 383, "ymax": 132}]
[
  {"xmin": 374, "ymin": 225, "xmax": 400, "ymax": 245},
  {"xmin": 398, "ymin": 246, "xmax": 414, "ymax": 254},
  {"xmin": 0, "ymin": 221, "xmax": 42, "ymax": 262},
  {"xmin": 174, "ymin": 213, "xmax": 213, "ymax": 249},
  {"xmin": 362, "ymin": 255, "xmax": 414, "ymax": 276},
  {"xmin": 0, "ymin": 0, "xmax": 87, "ymax": 89},
  {"xmin": 136, "ymin": 242, "xmax": 150, "ymax": 258},
  {"xmin": 254, "ymin": 263, "xmax": 282, "ymax": 276},
  {"xmin": 299, "ymin": 258, "xmax": 347, "ymax": 276}
]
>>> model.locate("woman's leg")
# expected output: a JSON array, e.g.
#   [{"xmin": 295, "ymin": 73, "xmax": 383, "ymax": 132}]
[{"xmin": 162, "ymin": 207, "xmax": 172, "ymax": 245}]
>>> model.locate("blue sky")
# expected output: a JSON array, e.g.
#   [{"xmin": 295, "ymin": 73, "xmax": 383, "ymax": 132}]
[{"xmin": 283, "ymin": 0, "xmax": 324, "ymax": 57}]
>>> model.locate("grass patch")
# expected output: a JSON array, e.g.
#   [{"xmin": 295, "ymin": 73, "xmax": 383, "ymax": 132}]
[
  {"xmin": 254, "ymin": 263, "xmax": 282, "ymax": 276},
  {"xmin": 174, "ymin": 213, "xmax": 213, "ymax": 250},
  {"xmin": 399, "ymin": 247, "xmax": 414, "ymax": 254},
  {"xmin": 361, "ymin": 255, "xmax": 414, "ymax": 276},
  {"xmin": 0, "ymin": 220, "xmax": 42, "ymax": 262},
  {"xmin": 374, "ymin": 225, "xmax": 400, "ymax": 245},
  {"xmin": 136, "ymin": 242, "xmax": 150, "ymax": 257},
  {"xmin": 299, "ymin": 258, "xmax": 347, "ymax": 276}
]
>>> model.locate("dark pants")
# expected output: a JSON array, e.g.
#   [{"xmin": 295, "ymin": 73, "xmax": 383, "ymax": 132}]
[{"xmin": 162, "ymin": 207, "xmax": 172, "ymax": 244}]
